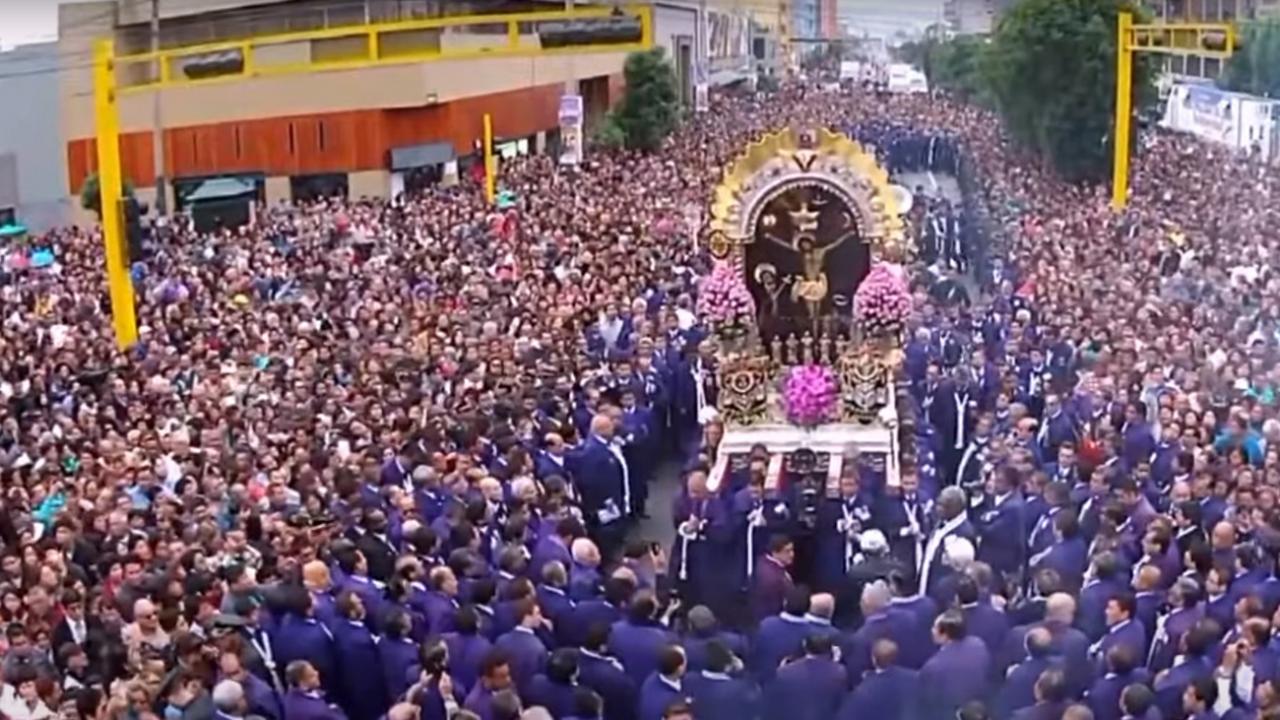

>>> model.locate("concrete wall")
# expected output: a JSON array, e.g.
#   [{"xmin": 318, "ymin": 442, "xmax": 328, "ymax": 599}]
[
  {"xmin": 349, "ymin": 170, "xmax": 389, "ymax": 199},
  {"xmin": 0, "ymin": 42, "xmax": 71, "ymax": 232},
  {"xmin": 60, "ymin": 46, "xmax": 630, "ymax": 139}
]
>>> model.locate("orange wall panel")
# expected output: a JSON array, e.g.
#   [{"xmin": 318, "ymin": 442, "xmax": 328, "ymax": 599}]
[{"xmin": 66, "ymin": 79, "xmax": 612, "ymax": 194}]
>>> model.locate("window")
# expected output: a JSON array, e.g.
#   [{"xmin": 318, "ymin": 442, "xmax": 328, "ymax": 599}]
[
  {"xmin": 234, "ymin": 126, "xmax": 243, "ymax": 159},
  {"xmin": 287, "ymin": 123, "xmax": 297, "ymax": 155},
  {"xmin": 318, "ymin": 121, "xmax": 327, "ymax": 151}
]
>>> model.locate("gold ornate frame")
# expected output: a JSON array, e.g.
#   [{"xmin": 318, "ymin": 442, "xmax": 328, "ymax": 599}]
[
  {"xmin": 706, "ymin": 127, "xmax": 910, "ymax": 263},
  {"xmin": 707, "ymin": 127, "xmax": 909, "ymax": 430}
]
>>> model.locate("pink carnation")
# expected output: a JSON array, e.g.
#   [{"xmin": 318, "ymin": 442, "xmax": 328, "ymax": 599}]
[
  {"xmin": 854, "ymin": 262, "xmax": 912, "ymax": 335},
  {"xmin": 697, "ymin": 261, "xmax": 756, "ymax": 325},
  {"xmin": 782, "ymin": 364, "xmax": 839, "ymax": 427}
]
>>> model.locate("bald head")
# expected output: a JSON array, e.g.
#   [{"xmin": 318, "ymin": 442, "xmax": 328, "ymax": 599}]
[
  {"xmin": 1212, "ymin": 521, "xmax": 1236, "ymax": 550},
  {"xmin": 1025, "ymin": 626, "xmax": 1053, "ymax": 657},
  {"xmin": 861, "ymin": 580, "xmax": 891, "ymax": 615},
  {"xmin": 590, "ymin": 414, "xmax": 614, "ymax": 438},
  {"xmin": 572, "ymin": 537, "xmax": 600, "ymax": 567},
  {"xmin": 1046, "ymin": 592, "xmax": 1077, "ymax": 624},
  {"xmin": 809, "ymin": 593, "xmax": 835, "ymax": 620},
  {"xmin": 387, "ymin": 703, "xmax": 420, "ymax": 720},
  {"xmin": 303, "ymin": 560, "xmax": 331, "ymax": 591},
  {"xmin": 1135, "ymin": 564, "xmax": 1162, "ymax": 592}
]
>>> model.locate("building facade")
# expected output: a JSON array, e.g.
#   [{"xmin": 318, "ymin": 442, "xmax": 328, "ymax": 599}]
[
  {"xmin": 819, "ymin": 0, "xmax": 839, "ymax": 39},
  {"xmin": 1140, "ymin": 0, "xmax": 1252, "ymax": 78},
  {"xmin": 0, "ymin": 42, "xmax": 71, "ymax": 232},
  {"xmin": 58, "ymin": 0, "xmax": 759, "ymax": 221}
]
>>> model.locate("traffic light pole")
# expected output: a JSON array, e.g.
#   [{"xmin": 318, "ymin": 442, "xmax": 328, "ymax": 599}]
[
  {"xmin": 1112, "ymin": 13, "xmax": 1237, "ymax": 211},
  {"xmin": 1112, "ymin": 11, "xmax": 1134, "ymax": 211},
  {"xmin": 92, "ymin": 39, "xmax": 140, "ymax": 350},
  {"xmin": 483, "ymin": 113, "xmax": 496, "ymax": 205},
  {"xmin": 150, "ymin": 0, "xmax": 168, "ymax": 215}
]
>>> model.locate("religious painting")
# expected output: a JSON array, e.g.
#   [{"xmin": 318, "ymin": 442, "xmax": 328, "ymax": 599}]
[{"xmin": 744, "ymin": 181, "xmax": 870, "ymax": 343}]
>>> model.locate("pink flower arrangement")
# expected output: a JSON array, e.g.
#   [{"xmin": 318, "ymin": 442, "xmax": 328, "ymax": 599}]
[
  {"xmin": 782, "ymin": 364, "xmax": 839, "ymax": 427},
  {"xmin": 697, "ymin": 261, "xmax": 756, "ymax": 328},
  {"xmin": 854, "ymin": 262, "xmax": 912, "ymax": 336}
]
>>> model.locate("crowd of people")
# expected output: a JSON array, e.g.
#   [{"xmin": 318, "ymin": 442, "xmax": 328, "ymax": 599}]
[{"xmin": 0, "ymin": 74, "xmax": 1276, "ymax": 720}]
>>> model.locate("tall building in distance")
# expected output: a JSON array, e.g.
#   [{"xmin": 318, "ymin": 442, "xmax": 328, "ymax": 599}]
[
  {"xmin": 820, "ymin": 0, "xmax": 840, "ymax": 39},
  {"xmin": 1139, "ymin": 0, "xmax": 1253, "ymax": 77},
  {"xmin": 792, "ymin": 0, "xmax": 821, "ymax": 39},
  {"xmin": 943, "ymin": 0, "xmax": 1011, "ymax": 34}
]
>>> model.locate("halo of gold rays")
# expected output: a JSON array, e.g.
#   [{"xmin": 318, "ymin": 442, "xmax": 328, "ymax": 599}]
[{"xmin": 707, "ymin": 127, "xmax": 909, "ymax": 263}]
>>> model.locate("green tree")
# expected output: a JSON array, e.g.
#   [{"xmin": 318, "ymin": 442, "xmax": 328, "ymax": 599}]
[
  {"xmin": 929, "ymin": 36, "xmax": 989, "ymax": 102},
  {"xmin": 1222, "ymin": 20, "xmax": 1280, "ymax": 97},
  {"xmin": 80, "ymin": 172, "xmax": 135, "ymax": 217},
  {"xmin": 615, "ymin": 48, "xmax": 680, "ymax": 152},
  {"xmin": 592, "ymin": 111, "xmax": 627, "ymax": 150},
  {"xmin": 981, "ymin": 0, "xmax": 1155, "ymax": 182}
]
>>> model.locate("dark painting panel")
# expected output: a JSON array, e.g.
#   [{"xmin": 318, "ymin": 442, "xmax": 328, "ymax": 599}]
[{"xmin": 744, "ymin": 182, "xmax": 870, "ymax": 344}]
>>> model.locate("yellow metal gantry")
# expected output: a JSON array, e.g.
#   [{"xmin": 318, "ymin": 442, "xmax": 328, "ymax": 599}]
[
  {"xmin": 1112, "ymin": 12, "xmax": 1237, "ymax": 210},
  {"xmin": 93, "ymin": 5, "xmax": 655, "ymax": 349}
]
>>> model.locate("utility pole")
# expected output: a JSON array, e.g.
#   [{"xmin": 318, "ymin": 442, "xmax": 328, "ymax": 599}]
[
  {"xmin": 150, "ymin": 0, "xmax": 167, "ymax": 215},
  {"xmin": 564, "ymin": 0, "xmax": 576, "ymax": 95}
]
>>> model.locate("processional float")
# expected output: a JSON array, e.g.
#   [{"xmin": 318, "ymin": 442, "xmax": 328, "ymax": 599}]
[{"xmin": 698, "ymin": 126, "xmax": 918, "ymax": 509}]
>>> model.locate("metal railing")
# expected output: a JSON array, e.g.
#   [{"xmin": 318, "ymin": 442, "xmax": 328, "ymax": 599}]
[{"xmin": 111, "ymin": 4, "xmax": 654, "ymax": 93}]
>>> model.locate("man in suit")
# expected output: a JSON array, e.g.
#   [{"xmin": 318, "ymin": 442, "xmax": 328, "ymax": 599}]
[
  {"xmin": 1079, "ymin": 552, "xmax": 1130, "ymax": 642},
  {"xmin": 281, "ymin": 661, "xmax": 348, "ymax": 720},
  {"xmin": 837, "ymin": 639, "xmax": 917, "ymax": 720},
  {"xmin": 672, "ymin": 342, "xmax": 718, "ymax": 460},
  {"xmin": 610, "ymin": 591, "xmax": 677, "ymax": 688},
  {"xmin": 1012, "ymin": 668, "xmax": 1072, "ymax": 720},
  {"xmin": 844, "ymin": 580, "xmax": 913, "ymax": 684},
  {"xmin": 1089, "ymin": 594, "xmax": 1147, "ymax": 676},
  {"xmin": 683, "ymin": 641, "xmax": 759, "ymax": 719},
  {"xmin": 680, "ymin": 606, "xmax": 747, "ymax": 674},
  {"xmin": 956, "ymin": 575, "xmax": 1009, "ymax": 657},
  {"xmin": 274, "ymin": 597, "xmax": 341, "ymax": 702},
  {"xmin": 1030, "ymin": 508, "xmax": 1088, "ymax": 592},
  {"xmin": 1148, "ymin": 577, "xmax": 1206, "ymax": 674},
  {"xmin": 1086, "ymin": 646, "xmax": 1150, "ymax": 720},
  {"xmin": 670, "ymin": 470, "xmax": 731, "ymax": 612},
  {"xmin": 51, "ymin": 590, "xmax": 102, "ymax": 673},
  {"xmin": 576, "ymin": 625, "xmax": 637, "ymax": 720},
  {"xmin": 750, "ymin": 588, "xmax": 813, "ymax": 684},
  {"xmin": 212, "ymin": 679, "xmax": 259, "ymax": 720},
  {"xmin": 997, "ymin": 626, "xmax": 1059, "ymax": 718},
  {"xmin": 1038, "ymin": 394, "xmax": 1079, "ymax": 460},
  {"xmin": 876, "ymin": 466, "xmax": 931, "ymax": 574},
  {"xmin": 530, "ymin": 516, "xmax": 578, "ymax": 582},
  {"xmin": 463, "ymin": 651, "xmax": 516, "ymax": 720},
  {"xmin": 615, "ymin": 387, "xmax": 655, "ymax": 516},
  {"xmin": 1120, "ymin": 401, "xmax": 1157, "ymax": 472},
  {"xmin": 750, "ymin": 536, "xmax": 795, "ymax": 623},
  {"xmin": 638, "ymin": 645, "xmax": 688, "ymax": 720},
  {"xmin": 1028, "ymin": 482, "xmax": 1071, "ymax": 558},
  {"xmin": 975, "ymin": 465, "xmax": 1027, "ymax": 585},
  {"xmin": 919, "ymin": 609, "xmax": 991, "ymax": 719},
  {"xmin": 919, "ymin": 487, "xmax": 976, "ymax": 599},
  {"xmin": 567, "ymin": 576, "xmax": 634, "ymax": 650},
  {"xmin": 569, "ymin": 413, "xmax": 632, "ymax": 560},
  {"xmin": 1152, "ymin": 619, "xmax": 1217, "ymax": 719},
  {"xmin": 887, "ymin": 571, "xmax": 940, "ymax": 670},
  {"xmin": 765, "ymin": 634, "xmax": 847, "ymax": 720},
  {"xmin": 526, "ymin": 649, "xmax": 583, "ymax": 719},
  {"xmin": 493, "ymin": 597, "xmax": 549, "ymax": 697},
  {"xmin": 813, "ymin": 469, "xmax": 873, "ymax": 593},
  {"xmin": 356, "ymin": 510, "xmax": 399, "ymax": 583},
  {"xmin": 1000, "ymin": 593, "xmax": 1092, "ymax": 698}
]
